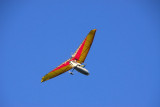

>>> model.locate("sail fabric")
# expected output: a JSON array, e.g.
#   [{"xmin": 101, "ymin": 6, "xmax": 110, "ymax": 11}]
[
  {"xmin": 41, "ymin": 59, "xmax": 72, "ymax": 82},
  {"xmin": 41, "ymin": 29, "xmax": 96, "ymax": 82},
  {"xmin": 72, "ymin": 29, "xmax": 96, "ymax": 63}
]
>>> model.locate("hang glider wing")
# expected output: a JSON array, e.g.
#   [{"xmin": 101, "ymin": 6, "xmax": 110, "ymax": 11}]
[
  {"xmin": 41, "ymin": 29, "xmax": 96, "ymax": 82},
  {"xmin": 41, "ymin": 59, "xmax": 73, "ymax": 82},
  {"xmin": 72, "ymin": 29, "xmax": 96, "ymax": 63}
]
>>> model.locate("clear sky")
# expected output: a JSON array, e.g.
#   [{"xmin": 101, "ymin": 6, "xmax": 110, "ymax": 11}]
[{"xmin": 1, "ymin": 0, "xmax": 160, "ymax": 107}]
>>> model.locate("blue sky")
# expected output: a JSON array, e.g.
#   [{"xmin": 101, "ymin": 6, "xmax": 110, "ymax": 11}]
[{"xmin": 1, "ymin": 0, "xmax": 160, "ymax": 107}]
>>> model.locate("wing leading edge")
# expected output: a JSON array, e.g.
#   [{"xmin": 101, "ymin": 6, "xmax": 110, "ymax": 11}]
[
  {"xmin": 72, "ymin": 29, "xmax": 96, "ymax": 63},
  {"xmin": 41, "ymin": 59, "xmax": 73, "ymax": 82},
  {"xmin": 41, "ymin": 29, "xmax": 96, "ymax": 82}
]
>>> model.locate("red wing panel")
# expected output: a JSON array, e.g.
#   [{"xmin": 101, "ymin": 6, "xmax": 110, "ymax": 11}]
[{"xmin": 74, "ymin": 39, "xmax": 86, "ymax": 60}]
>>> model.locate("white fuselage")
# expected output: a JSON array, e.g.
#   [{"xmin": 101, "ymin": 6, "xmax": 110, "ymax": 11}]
[{"xmin": 69, "ymin": 61, "xmax": 89, "ymax": 75}]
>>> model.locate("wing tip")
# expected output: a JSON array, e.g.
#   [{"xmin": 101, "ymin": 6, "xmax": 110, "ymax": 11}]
[
  {"xmin": 41, "ymin": 76, "xmax": 45, "ymax": 83},
  {"xmin": 91, "ymin": 29, "xmax": 97, "ymax": 34},
  {"xmin": 41, "ymin": 80, "xmax": 44, "ymax": 83},
  {"xmin": 92, "ymin": 29, "xmax": 97, "ymax": 31}
]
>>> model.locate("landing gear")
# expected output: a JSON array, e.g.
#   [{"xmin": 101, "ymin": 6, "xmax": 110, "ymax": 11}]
[
  {"xmin": 68, "ymin": 71, "xmax": 74, "ymax": 75},
  {"xmin": 68, "ymin": 68, "xmax": 75, "ymax": 75}
]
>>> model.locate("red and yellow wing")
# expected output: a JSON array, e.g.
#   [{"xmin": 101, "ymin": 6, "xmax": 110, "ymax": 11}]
[
  {"xmin": 41, "ymin": 29, "xmax": 96, "ymax": 82},
  {"xmin": 41, "ymin": 59, "xmax": 72, "ymax": 82},
  {"xmin": 72, "ymin": 29, "xmax": 96, "ymax": 63}
]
